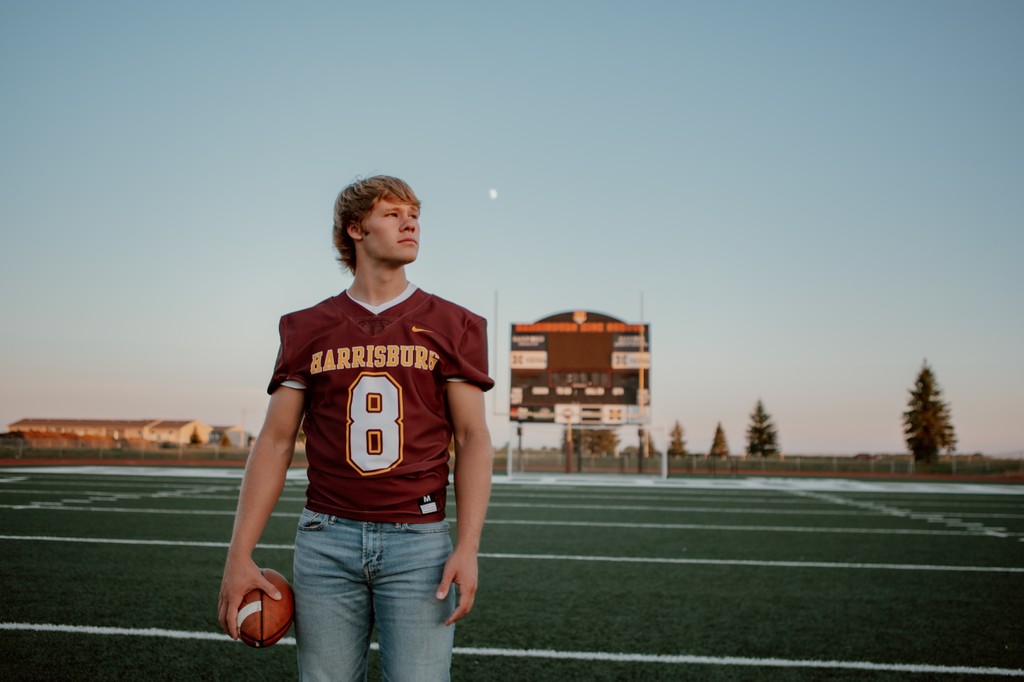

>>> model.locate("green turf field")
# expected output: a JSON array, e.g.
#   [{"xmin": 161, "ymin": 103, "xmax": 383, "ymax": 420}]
[{"xmin": 1, "ymin": 467, "xmax": 1022, "ymax": 681}]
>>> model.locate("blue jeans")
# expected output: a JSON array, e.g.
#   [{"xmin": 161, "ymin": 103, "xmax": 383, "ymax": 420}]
[{"xmin": 293, "ymin": 509, "xmax": 455, "ymax": 682}]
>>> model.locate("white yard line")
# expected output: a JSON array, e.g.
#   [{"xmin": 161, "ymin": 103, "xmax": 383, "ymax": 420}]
[
  {"xmin": 2, "ymin": 466, "xmax": 1023, "ymax": 495},
  {"xmin": 0, "ymin": 534, "xmax": 292, "ymax": 550},
  {"xmin": 489, "ymin": 501, "xmax": 869, "ymax": 515},
  {"xmin": 2, "ymin": 500, "xmax": 1019, "ymax": 539},
  {"xmin": 0, "ymin": 503, "xmax": 1012, "ymax": 538},
  {"xmin": 477, "ymin": 551, "xmax": 1024, "ymax": 573},
  {"xmin": 484, "ymin": 518, "xmax": 1017, "ymax": 537},
  {"xmin": 2, "ymin": 535, "xmax": 1021, "ymax": 573},
  {"xmin": 1, "ymin": 622, "xmax": 1021, "ymax": 677},
  {"xmin": 0, "ymin": 466, "xmax": 307, "ymax": 481},
  {"xmin": 491, "ymin": 473, "xmax": 1024, "ymax": 496}
]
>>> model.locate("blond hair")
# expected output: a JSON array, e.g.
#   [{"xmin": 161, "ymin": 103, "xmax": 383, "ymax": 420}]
[{"xmin": 332, "ymin": 176, "xmax": 420, "ymax": 273}]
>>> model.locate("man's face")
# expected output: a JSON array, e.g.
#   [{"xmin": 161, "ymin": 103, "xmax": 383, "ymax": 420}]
[{"xmin": 351, "ymin": 198, "xmax": 420, "ymax": 268}]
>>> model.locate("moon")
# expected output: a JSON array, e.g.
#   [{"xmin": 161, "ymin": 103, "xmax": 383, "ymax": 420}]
[{"xmin": 488, "ymin": 188, "xmax": 498, "ymax": 200}]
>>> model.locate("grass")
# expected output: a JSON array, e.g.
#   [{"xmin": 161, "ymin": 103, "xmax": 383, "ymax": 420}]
[{"xmin": 1, "ymin": 467, "xmax": 1023, "ymax": 680}]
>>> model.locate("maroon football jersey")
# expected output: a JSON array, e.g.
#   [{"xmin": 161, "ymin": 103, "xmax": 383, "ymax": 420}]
[{"xmin": 268, "ymin": 288, "xmax": 493, "ymax": 522}]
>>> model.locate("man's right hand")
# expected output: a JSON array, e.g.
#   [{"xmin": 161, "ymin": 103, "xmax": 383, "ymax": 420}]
[{"xmin": 217, "ymin": 556, "xmax": 282, "ymax": 639}]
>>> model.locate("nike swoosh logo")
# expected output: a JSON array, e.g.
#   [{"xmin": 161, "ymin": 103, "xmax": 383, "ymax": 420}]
[{"xmin": 412, "ymin": 326, "xmax": 433, "ymax": 333}]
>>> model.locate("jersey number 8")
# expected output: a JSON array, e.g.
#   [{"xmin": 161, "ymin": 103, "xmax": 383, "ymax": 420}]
[{"xmin": 346, "ymin": 373, "xmax": 404, "ymax": 475}]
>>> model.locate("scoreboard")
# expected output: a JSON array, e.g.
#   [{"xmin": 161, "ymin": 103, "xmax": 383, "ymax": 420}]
[{"xmin": 509, "ymin": 310, "xmax": 650, "ymax": 425}]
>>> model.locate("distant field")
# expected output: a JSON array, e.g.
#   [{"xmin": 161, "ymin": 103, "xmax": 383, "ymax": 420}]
[
  {"xmin": 2, "ymin": 443, "xmax": 1022, "ymax": 480},
  {"xmin": 1, "ymin": 467, "xmax": 1023, "ymax": 680}
]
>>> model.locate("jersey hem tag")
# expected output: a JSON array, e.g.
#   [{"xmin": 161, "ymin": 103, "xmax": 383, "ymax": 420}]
[{"xmin": 419, "ymin": 494, "xmax": 438, "ymax": 515}]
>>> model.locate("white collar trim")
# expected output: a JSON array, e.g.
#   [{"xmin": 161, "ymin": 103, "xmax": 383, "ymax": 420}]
[{"xmin": 346, "ymin": 283, "xmax": 418, "ymax": 315}]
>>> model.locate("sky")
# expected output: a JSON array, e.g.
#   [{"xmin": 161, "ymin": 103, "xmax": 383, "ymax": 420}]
[{"xmin": 2, "ymin": 1, "xmax": 1022, "ymax": 456}]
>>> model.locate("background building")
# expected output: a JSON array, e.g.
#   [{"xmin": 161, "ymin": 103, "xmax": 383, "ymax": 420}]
[{"xmin": 7, "ymin": 418, "xmax": 218, "ymax": 447}]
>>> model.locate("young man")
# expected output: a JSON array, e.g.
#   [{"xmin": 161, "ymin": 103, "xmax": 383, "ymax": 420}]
[{"xmin": 217, "ymin": 176, "xmax": 494, "ymax": 681}]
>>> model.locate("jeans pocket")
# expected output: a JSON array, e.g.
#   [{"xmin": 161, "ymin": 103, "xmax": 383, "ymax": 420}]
[
  {"xmin": 400, "ymin": 520, "xmax": 451, "ymax": 534},
  {"xmin": 297, "ymin": 508, "xmax": 328, "ymax": 532}
]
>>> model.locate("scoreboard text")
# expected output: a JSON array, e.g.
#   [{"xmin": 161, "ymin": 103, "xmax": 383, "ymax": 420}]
[{"xmin": 509, "ymin": 311, "xmax": 650, "ymax": 425}]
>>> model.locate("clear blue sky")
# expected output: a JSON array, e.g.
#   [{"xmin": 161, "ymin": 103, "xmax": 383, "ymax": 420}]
[{"xmin": 2, "ymin": 1, "xmax": 1021, "ymax": 455}]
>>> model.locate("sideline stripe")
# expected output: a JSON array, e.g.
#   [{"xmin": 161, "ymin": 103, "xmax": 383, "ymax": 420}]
[
  {"xmin": 479, "ymin": 552, "xmax": 1024, "ymax": 573},
  {"xmin": 0, "ymin": 504, "xmax": 293, "ymax": 519},
  {"xmin": 456, "ymin": 646, "xmax": 1024, "ymax": 676},
  {"xmin": 790, "ymin": 490, "xmax": 1014, "ymax": 538},
  {"xmin": 2, "ymin": 622, "xmax": 1021, "ymax": 677},
  {"xmin": 490, "ymin": 502, "xmax": 870, "ymax": 516},
  {"xmin": 486, "ymin": 518, "xmax": 1015, "ymax": 537},
  {"xmin": 1, "ymin": 622, "xmax": 241, "ymax": 642},
  {"xmin": 497, "ymin": 502, "xmax": 1024, "ymax": 520},
  {"xmin": 2, "ymin": 535, "xmax": 1021, "ymax": 573},
  {"xmin": 2, "ymin": 504, "xmax": 1014, "ymax": 538},
  {"xmin": 0, "ymin": 534, "xmax": 292, "ymax": 550},
  {"xmin": 5, "ymin": 466, "xmax": 1024, "ymax": 495}
]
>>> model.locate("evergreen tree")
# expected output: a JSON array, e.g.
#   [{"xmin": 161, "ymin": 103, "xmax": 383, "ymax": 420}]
[
  {"xmin": 709, "ymin": 422, "xmax": 729, "ymax": 458},
  {"xmin": 582, "ymin": 429, "xmax": 619, "ymax": 456},
  {"xmin": 667, "ymin": 420, "xmax": 688, "ymax": 458},
  {"xmin": 746, "ymin": 399, "xmax": 780, "ymax": 458},
  {"xmin": 903, "ymin": 361, "xmax": 957, "ymax": 463}
]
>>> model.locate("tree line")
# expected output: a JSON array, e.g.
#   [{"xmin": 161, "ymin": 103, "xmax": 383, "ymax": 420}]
[
  {"xmin": 558, "ymin": 361, "xmax": 956, "ymax": 461},
  {"xmin": 664, "ymin": 361, "xmax": 957, "ymax": 462},
  {"xmin": 665, "ymin": 397, "xmax": 780, "ymax": 459}
]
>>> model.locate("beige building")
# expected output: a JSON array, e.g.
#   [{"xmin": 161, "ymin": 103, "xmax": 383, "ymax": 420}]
[
  {"xmin": 8, "ymin": 418, "xmax": 217, "ymax": 446},
  {"xmin": 209, "ymin": 424, "xmax": 249, "ymax": 448},
  {"xmin": 147, "ymin": 420, "xmax": 214, "ymax": 445}
]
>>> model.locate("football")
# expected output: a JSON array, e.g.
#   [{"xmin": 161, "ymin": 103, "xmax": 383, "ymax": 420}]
[{"xmin": 236, "ymin": 568, "xmax": 295, "ymax": 648}]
